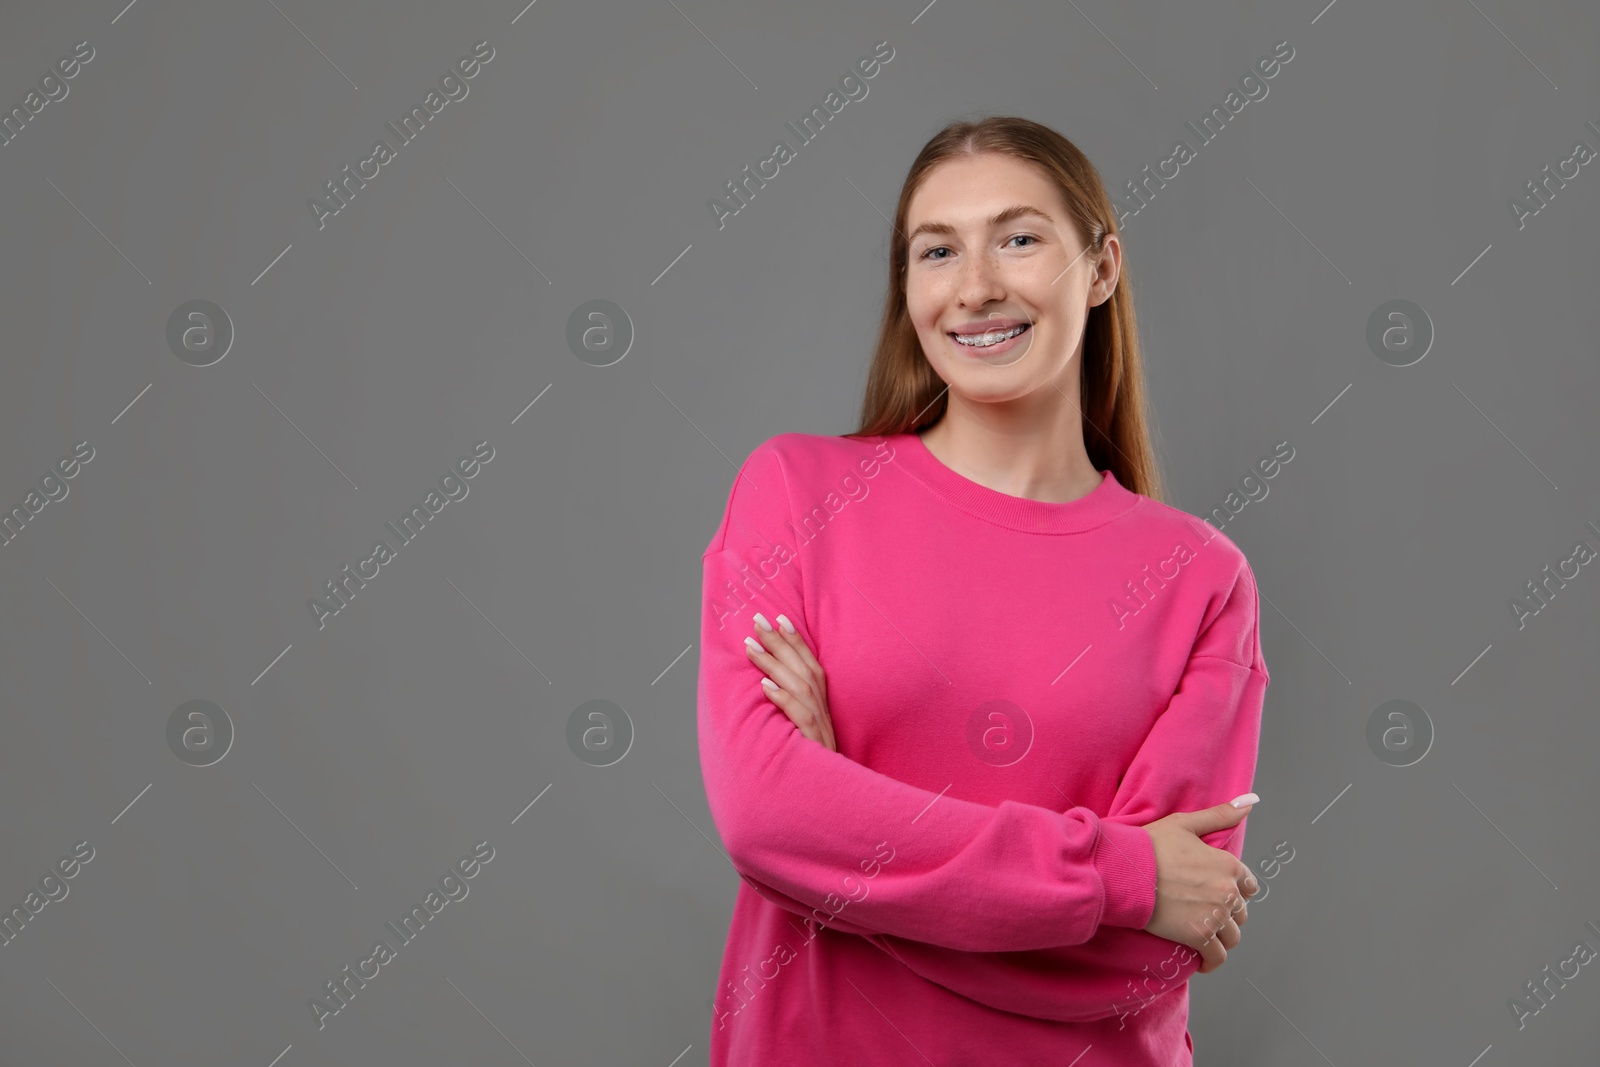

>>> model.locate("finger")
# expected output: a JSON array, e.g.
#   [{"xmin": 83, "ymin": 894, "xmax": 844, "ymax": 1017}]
[
  {"xmin": 1195, "ymin": 905, "xmax": 1236, "ymax": 948},
  {"xmin": 1187, "ymin": 918, "xmax": 1226, "ymax": 972},
  {"xmin": 768, "ymin": 616, "xmax": 835, "ymax": 750},
  {"xmin": 761, "ymin": 678, "xmax": 824, "ymax": 745},
  {"xmin": 1210, "ymin": 891, "xmax": 1245, "ymax": 948},
  {"xmin": 753, "ymin": 633, "xmax": 821, "ymax": 711},
  {"xmin": 1222, "ymin": 888, "xmax": 1249, "ymax": 934},
  {"xmin": 748, "ymin": 626, "xmax": 837, "ymax": 753},
  {"xmin": 1193, "ymin": 933, "xmax": 1225, "ymax": 973},
  {"xmin": 1238, "ymin": 863, "xmax": 1261, "ymax": 899},
  {"xmin": 1214, "ymin": 913, "xmax": 1242, "ymax": 951},
  {"xmin": 755, "ymin": 663, "xmax": 830, "ymax": 750},
  {"xmin": 745, "ymin": 636, "xmax": 811, "ymax": 699},
  {"xmin": 777, "ymin": 678, "xmax": 835, "ymax": 753},
  {"xmin": 751, "ymin": 617, "xmax": 810, "ymax": 681},
  {"xmin": 796, "ymin": 689, "xmax": 836, "ymax": 753},
  {"xmin": 774, "ymin": 614, "xmax": 827, "ymax": 694},
  {"xmin": 1231, "ymin": 882, "xmax": 1252, "ymax": 922}
]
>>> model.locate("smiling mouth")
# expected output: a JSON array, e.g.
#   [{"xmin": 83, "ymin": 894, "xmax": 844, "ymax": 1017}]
[{"xmin": 951, "ymin": 323, "xmax": 1030, "ymax": 348}]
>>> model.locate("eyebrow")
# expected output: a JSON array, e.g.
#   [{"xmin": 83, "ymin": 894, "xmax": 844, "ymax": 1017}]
[{"xmin": 906, "ymin": 204, "xmax": 1056, "ymax": 244}]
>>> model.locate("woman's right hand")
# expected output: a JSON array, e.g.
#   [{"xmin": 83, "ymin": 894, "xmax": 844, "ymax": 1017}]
[{"xmin": 1140, "ymin": 797, "xmax": 1260, "ymax": 973}]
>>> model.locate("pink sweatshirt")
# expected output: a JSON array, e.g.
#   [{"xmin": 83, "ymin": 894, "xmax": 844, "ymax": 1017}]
[{"xmin": 697, "ymin": 431, "xmax": 1270, "ymax": 1066}]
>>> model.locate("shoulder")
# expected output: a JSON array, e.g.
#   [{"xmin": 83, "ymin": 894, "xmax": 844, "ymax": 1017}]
[
  {"xmin": 739, "ymin": 432, "xmax": 900, "ymax": 494},
  {"xmin": 706, "ymin": 433, "xmax": 896, "ymax": 555},
  {"xmin": 1122, "ymin": 491, "xmax": 1266, "ymax": 670},
  {"xmin": 1118, "ymin": 489, "xmax": 1259, "ymax": 599},
  {"xmin": 747, "ymin": 431, "xmax": 896, "ymax": 470}
]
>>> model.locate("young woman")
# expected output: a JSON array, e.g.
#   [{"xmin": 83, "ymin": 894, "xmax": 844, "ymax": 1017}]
[{"xmin": 697, "ymin": 115, "xmax": 1270, "ymax": 1066}]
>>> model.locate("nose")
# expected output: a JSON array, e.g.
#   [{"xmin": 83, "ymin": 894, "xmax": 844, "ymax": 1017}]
[{"xmin": 956, "ymin": 246, "xmax": 1005, "ymax": 307}]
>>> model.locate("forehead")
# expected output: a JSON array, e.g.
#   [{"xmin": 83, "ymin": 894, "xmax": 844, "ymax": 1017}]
[{"xmin": 906, "ymin": 153, "xmax": 1068, "ymax": 230}]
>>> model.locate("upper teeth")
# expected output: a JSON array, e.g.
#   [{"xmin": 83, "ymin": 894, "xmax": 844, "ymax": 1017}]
[{"xmin": 955, "ymin": 324, "xmax": 1027, "ymax": 347}]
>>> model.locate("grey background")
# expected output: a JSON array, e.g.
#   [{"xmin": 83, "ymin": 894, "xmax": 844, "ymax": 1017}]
[{"xmin": 1, "ymin": 0, "xmax": 1596, "ymax": 1064}]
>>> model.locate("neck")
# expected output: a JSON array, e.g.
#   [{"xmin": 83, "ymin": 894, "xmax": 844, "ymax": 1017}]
[{"xmin": 919, "ymin": 395, "xmax": 1099, "ymax": 504}]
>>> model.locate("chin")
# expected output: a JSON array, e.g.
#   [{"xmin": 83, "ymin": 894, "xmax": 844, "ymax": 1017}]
[{"xmin": 943, "ymin": 374, "xmax": 1038, "ymax": 404}]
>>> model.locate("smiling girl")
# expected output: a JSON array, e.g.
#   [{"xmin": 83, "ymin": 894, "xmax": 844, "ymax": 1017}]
[{"xmin": 697, "ymin": 115, "xmax": 1270, "ymax": 1066}]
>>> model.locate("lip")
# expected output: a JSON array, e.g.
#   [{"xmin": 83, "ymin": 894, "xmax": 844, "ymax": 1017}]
[
  {"xmin": 948, "ymin": 321, "xmax": 1031, "ymax": 358},
  {"xmin": 949, "ymin": 317, "xmax": 1029, "ymax": 337}
]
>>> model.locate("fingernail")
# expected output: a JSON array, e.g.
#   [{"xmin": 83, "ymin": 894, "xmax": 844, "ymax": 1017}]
[
  {"xmin": 761, "ymin": 676, "xmax": 778, "ymax": 691},
  {"xmin": 744, "ymin": 636, "xmax": 763, "ymax": 654},
  {"xmin": 776, "ymin": 614, "xmax": 796, "ymax": 635},
  {"xmin": 1230, "ymin": 792, "xmax": 1260, "ymax": 808},
  {"xmin": 753, "ymin": 613, "xmax": 773, "ymax": 632}
]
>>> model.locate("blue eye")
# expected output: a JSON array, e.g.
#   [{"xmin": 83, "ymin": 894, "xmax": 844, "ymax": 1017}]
[{"xmin": 917, "ymin": 235, "xmax": 1038, "ymax": 260}]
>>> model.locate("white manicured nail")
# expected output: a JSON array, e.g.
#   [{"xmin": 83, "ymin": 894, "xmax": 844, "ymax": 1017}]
[
  {"xmin": 753, "ymin": 613, "xmax": 773, "ymax": 631},
  {"xmin": 776, "ymin": 614, "xmax": 796, "ymax": 634},
  {"xmin": 761, "ymin": 677, "xmax": 778, "ymax": 691},
  {"xmin": 744, "ymin": 636, "xmax": 763, "ymax": 654},
  {"xmin": 1230, "ymin": 792, "xmax": 1260, "ymax": 808}
]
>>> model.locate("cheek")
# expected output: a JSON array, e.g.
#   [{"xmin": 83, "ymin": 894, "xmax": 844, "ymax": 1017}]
[
  {"xmin": 903, "ymin": 285, "xmax": 941, "ymax": 333},
  {"xmin": 1015, "ymin": 272, "xmax": 1059, "ymax": 309},
  {"xmin": 907, "ymin": 271, "xmax": 961, "ymax": 321}
]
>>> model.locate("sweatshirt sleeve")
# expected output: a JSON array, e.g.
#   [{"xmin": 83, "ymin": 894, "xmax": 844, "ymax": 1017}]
[
  {"xmin": 697, "ymin": 438, "xmax": 1158, "ymax": 954},
  {"xmin": 740, "ymin": 554, "xmax": 1270, "ymax": 1023}
]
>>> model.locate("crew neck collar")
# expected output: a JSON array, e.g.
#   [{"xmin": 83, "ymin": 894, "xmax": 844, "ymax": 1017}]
[{"xmin": 888, "ymin": 431, "xmax": 1141, "ymax": 534}]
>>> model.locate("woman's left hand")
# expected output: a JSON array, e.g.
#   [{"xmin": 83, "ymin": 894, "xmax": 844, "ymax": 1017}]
[{"xmin": 744, "ymin": 612, "xmax": 837, "ymax": 752}]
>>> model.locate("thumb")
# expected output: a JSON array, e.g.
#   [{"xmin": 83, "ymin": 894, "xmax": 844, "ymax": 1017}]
[{"xmin": 1174, "ymin": 792, "xmax": 1259, "ymax": 836}]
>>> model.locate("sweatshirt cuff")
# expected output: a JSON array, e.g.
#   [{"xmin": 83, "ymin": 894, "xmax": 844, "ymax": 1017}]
[{"xmin": 1092, "ymin": 818, "xmax": 1159, "ymax": 930}]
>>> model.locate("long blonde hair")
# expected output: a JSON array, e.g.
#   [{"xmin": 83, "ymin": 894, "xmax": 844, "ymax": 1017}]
[{"xmin": 846, "ymin": 115, "xmax": 1166, "ymax": 502}]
